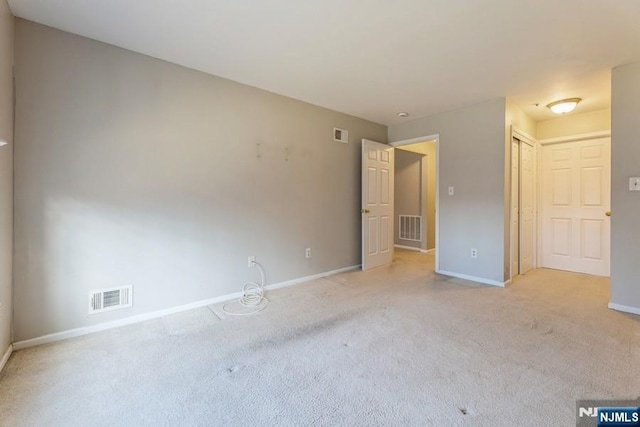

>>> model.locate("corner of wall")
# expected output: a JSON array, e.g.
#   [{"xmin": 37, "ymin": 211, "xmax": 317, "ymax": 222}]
[{"xmin": 0, "ymin": 0, "xmax": 15, "ymax": 355}]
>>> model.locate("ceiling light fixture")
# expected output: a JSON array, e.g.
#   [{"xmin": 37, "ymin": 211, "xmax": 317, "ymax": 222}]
[
  {"xmin": 397, "ymin": 112, "xmax": 409, "ymax": 118},
  {"xmin": 546, "ymin": 98, "xmax": 581, "ymax": 115}
]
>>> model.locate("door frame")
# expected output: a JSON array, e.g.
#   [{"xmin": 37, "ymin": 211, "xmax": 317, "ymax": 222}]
[
  {"xmin": 510, "ymin": 127, "xmax": 538, "ymax": 280},
  {"xmin": 390, "ymin": 134, "xmax": 440, "ymax": 272}
]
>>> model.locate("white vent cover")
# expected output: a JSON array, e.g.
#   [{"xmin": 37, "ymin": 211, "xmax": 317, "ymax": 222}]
[
  {"xmin": 89, "ymin": 285, "xmax": 133, "ymax": 314},
  {"xmin": 333, "ymin": 128, "xmax": 348, "ymax": 143},
  {"xmin": 399, "ymin": 215, "xmax": 422, "ymax": 242}
]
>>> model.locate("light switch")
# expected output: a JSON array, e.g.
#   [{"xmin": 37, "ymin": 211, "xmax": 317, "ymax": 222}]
[
  {"xmin": 448, "ymin": 186, "xmax": 454, "ymax": 196},
  {"xmin": 629, "ymin": 177, "xmax": 640, "ymax": 191}
]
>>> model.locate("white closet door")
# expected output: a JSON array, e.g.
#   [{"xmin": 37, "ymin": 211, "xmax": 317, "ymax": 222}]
[{"xmin": 541, "ymin": 138, "xmax": 611, "ymax": 276}]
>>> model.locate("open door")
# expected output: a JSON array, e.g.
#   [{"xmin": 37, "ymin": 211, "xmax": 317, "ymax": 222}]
[{"xmin": 362, "ymin": 139, "xmax": 394, "ymax": 270}]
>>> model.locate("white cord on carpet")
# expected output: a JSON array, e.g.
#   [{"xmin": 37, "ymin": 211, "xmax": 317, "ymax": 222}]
[{"xmin": 222, "ymin": 262, "xmax": 269, "ymax": 316}]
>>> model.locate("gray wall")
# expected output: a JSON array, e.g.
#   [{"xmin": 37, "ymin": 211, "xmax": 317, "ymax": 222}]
[
  {"xmin": 0, "ymin": 0, "xmax": 14, "ymax": 355},
  {"xmin": 389, "ymin": 99, "xmax": 507, "ymax": 283},
  {"xmin": 394, "ymin": 149, "xmax": 423, "ymax": 250},
  {"xmin": 13, "ymin": 20, "xmax": 386, "ymax": 341},
  {"xmin": 611, "ymin": 61, "xmax": 640, "ymax": 311}
]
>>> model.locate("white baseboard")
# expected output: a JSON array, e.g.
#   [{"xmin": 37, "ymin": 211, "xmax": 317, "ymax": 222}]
[
  {"xmin": 608, "ymin": 302, "xmax": 640, "ymax": 316},
  {"xmin": 12, "ymin": 264, "xmax": 361, "ymax": 350},
  {"xmin": 394, "ymin": 244, "xmax": 428, "ymax": 253},
  {"xmin": 436, "ymin": 269, "xmax": 506, "ymax": 287},
  {"xmin": 0, "ymin": 344, "xmax": 12, "ymax": 373},
  {"xmin": 264, "ymin": 264, "xmax": 360, "ymax": 291}
]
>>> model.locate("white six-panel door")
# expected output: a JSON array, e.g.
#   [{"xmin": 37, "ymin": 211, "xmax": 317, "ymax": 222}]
[
  {"xmin": 541, "ymin": 138, "xmax": 611, "ymax": 276},
  {"xmin": 362, "ymin": 139, "xmax": 394, "ymax": 270}
]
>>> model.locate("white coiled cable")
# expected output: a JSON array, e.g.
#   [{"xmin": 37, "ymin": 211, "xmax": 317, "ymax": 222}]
[{"xmin": 222, "ymin": 262, "xmax": 268, "ymax": 315}]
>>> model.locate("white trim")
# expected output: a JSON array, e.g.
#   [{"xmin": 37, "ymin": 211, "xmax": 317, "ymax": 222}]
[
  {"xmin": 261, "ymin": 264, "xmax": 360, "ymax": 291},
  {"xmin": 390, "ymin": 134, "xmax": 440, "ymax": 272},
  {"xmin": 389, "ymin": 135, "xmax": 437, "ymax": 147},
  {"xmin": 436, "ymin": 269, "xmax": 506, "ymax": 287},
  {"xmin": 394, "ymin": 244, "xmax": 428, "ymax": 253},
  {"xmin": 420, "ymin": 155, "xmax": 429, "ymax": 251},
  {"xmin": 512, "ymin": 128, "xmax": 537, "ymax": 146},
  {"xmin": 538, "ymin": 130, "xmax": 610, "ymax": 145},
  {"xmin": 608, "ymin": 302, "xmax": 640, "ymax": 316},
  {"xmin": 0, "ymin": 344, "xmax": 12, "ymax": 373},
  {"xmin": 13, "ymin": 264, "xmax": 360, "ymax": 350},
  {"xmin": 425, "ymin": 248, "xmax": 436, "ymax": 254}
]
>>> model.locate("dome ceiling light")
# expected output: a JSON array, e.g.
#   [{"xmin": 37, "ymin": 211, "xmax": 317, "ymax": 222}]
[{"xmin": 546, "ymin": 98, "xmax": 581, "ymax": 115}]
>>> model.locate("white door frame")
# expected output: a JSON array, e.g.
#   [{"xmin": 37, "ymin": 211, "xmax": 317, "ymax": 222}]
[
  {"xmin": 538, "ymin": 130, "xmax": 610, "ymax": 146},
  {"xmin": 390, "ymin": 134, "xmax": 440, "ymax": 272},
  {"xmin": 510, "ymin": 127, "xmax": 538, "ymax": 280}
]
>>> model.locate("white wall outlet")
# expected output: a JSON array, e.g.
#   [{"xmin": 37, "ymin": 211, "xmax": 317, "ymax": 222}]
[
  {"xmin": 248, "ymin": 256, "xmax": 256, "ymax": 267},
  {"xmin": 448, "ymin": 186, "xmax": 454, "ymax": 196},
  {"xmin": 629, "ymin": 177, "xmax": 640, "ymax": 191},
  {"xmin": 305, "ymin": 248, "xmax": 311, "ymax": 259},
  {"xmin": 470, "ymin": 248, "xmax": 478, "ymax": 258}
]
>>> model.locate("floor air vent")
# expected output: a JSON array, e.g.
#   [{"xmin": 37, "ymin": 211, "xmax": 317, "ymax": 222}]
[{"xmin": 89, "ymin": 285, "xmax": 133, "ymax": 314}]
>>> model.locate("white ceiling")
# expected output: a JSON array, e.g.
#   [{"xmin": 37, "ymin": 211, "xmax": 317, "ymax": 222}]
[{"xmin": 7, "ymin": 0, "xmax": 640, "ymax": 125}]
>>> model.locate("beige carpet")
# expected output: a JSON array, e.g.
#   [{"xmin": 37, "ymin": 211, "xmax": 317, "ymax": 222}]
[{"xmin": 1, "ymin": 250, "xmax": 639, "ymax": 426}]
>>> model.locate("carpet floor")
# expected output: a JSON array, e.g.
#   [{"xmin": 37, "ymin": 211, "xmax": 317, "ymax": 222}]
[{"xmin": 1, "ymin": 250, "xmax": 639, "ymax": 426}]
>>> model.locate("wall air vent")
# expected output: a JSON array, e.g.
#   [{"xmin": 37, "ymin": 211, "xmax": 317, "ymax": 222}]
[
  {"xmin": 333, "ymin": 128, "xmax": 349, "ymax": 143},
  {"xmin": 399, "ymin": 215, "xmax": 422, "ymax": 242},
  {"xmin": 89, "ymin": 285, "xmax": 133, "ymax": 314}
]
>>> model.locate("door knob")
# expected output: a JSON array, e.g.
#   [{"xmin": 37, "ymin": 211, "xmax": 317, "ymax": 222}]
[
  {"xmin": 605, "ymin": 211, "xmax": 611, "ymax": 217},
  {"xmin": 361, "ymin": 209, "xmax": 370, "ymax": 214}
]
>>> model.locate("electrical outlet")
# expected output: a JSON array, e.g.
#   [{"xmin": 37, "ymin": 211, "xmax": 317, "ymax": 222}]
[
  {"xmin": 470, "ymin": 248, "xmax": 478, "ymax": 258},
  {"xmin": 248, "ymin": 256, "xmax": 255, "ymax": 267},
  {"xmin": 305, "ymin": 248, "xmax": 311, "ymax": 259}
]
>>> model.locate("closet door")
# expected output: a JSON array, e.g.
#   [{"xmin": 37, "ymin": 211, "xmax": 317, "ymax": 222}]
[{"xmin": 541, "ymin": 138, "xmax": 610, "ymax": 276}]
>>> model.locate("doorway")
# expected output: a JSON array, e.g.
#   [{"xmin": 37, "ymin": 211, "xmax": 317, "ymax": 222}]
[
  {"xmin": 390, "ymin": 135, "xmax": 439, "ymax": 271},
  {"xmin": 394, "ymin": 144, "xmax": 434, "ymax": 253}
]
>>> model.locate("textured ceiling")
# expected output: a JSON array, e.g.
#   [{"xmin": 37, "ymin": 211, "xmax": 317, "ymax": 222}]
[{"xmin": 7, "ymin": 0, "xmax": 640, "ymax": 125}]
